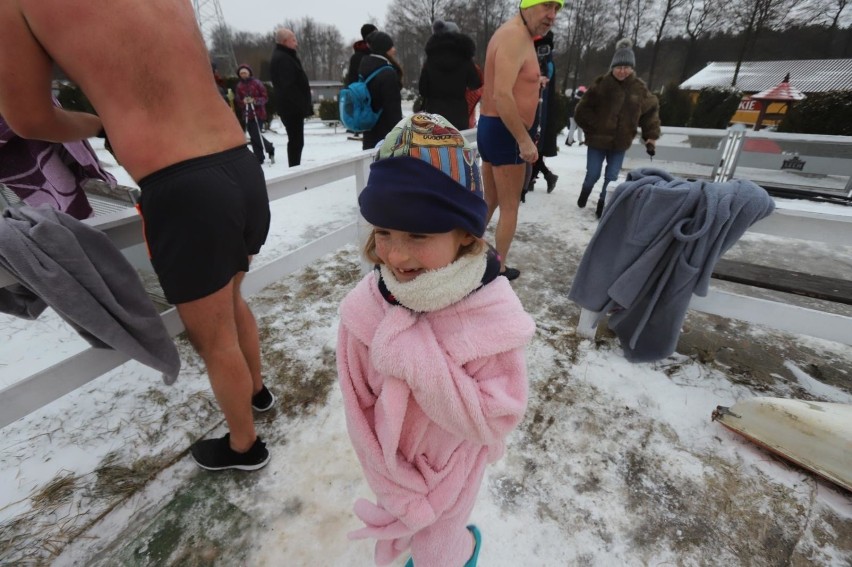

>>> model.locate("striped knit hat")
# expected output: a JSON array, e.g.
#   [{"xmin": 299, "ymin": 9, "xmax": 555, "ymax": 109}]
[{"xmin": 359, "ymin": 113, "xmax": 487, "ymax": 236}]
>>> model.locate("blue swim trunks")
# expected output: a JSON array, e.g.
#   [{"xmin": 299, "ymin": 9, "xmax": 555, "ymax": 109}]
[{"xmin": 476, "ymin": 116, "xmax": 536, "ymax": 166}]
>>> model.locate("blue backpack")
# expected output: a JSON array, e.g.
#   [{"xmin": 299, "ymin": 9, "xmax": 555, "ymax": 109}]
[{"xmin": 339, "ymin": 66, "xmax": 393, "ymax": 132}]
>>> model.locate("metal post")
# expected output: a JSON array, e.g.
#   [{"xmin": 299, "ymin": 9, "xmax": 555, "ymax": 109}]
[{"xmin": 713, "ymin": 124, "xmax": 747, "ymax": 182}]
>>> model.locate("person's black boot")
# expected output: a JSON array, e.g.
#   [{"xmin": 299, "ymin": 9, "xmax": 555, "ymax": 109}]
[
  {"xmin": 577, "ymin": 188, "xmax": 591, "ymax": 208},
  {"xmin": 544, "ymin": 172, "xmax": 558, "ymax": 193},
  {"xmin": 595, "ymin": 199, "xmax": 605, "ymax": 219}
]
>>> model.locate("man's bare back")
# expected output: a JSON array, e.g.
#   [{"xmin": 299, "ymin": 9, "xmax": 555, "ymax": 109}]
[{"xmin": 1, "ymin": 0, "xmax": 243, "ymax": 180}]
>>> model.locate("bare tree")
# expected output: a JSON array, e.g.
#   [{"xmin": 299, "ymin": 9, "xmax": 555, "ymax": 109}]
[
  {"xmin": 802, "ymin": 0, "xmax": 852, "ymax": 53},
  {"xmin": 647, "ymin": 0, "xmax": 689, "ymax": 90},
  {"xmin": 566, "ymin": 0, "xmax": 616, "ymax": 90},
  {"xmin": 455, "ymin": 0, "xmax": 518, "ymax": 65},
  {"xmin": 727, "ymin": 0, "xmax": 807, "ymax": 86},
  {"xmin": 612, "ymin": 0, "xmax": 633, "ymax": 39},
  {"xmin": 678, "ymin": 0, "xmax": 721, "ymax": 81}
]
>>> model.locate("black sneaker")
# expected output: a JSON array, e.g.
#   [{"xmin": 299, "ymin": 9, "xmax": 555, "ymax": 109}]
[
  {"xmin": 251, "ymin": 385, "xmax": 275, "ymax": 412},
  {"xmin": 190, "ymin": 433, "xmax": 270, "ymax": 471},
  {"xmin": 501, "ymin": 267, "xmax": 521, "ymax": 281}
]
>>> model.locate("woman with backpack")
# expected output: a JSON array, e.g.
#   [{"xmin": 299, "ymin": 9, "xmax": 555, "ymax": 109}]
[{"xmin": 359, "ymin": 31, "xmax": 403, "ymax": 150}]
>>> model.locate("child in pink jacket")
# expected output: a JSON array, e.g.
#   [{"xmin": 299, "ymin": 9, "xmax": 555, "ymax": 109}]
[{"xmin": 337, "ymin": 113, "xmax": 536, "ymax": 567}]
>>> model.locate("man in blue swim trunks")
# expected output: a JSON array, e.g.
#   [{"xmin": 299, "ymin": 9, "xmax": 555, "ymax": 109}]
[
  {"xmin": 478, "ymin": 0, "xmax": 563, "ymax": 280},
  {"xmin": 1, "ymin": 0, "xmax": 274, "ymax": 471}
]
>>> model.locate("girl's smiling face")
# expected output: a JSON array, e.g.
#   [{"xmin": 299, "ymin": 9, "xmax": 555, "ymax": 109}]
[{"xmin": 373, "ymin": 227, "xmax": 475, "ymax": 282}]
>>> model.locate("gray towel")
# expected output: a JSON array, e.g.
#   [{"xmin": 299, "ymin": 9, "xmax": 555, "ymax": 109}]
[
  {"xmin": 0, "ymin": 205, "xmax": 180, "ymax": 383},
  {"xmin": 569, "ymin": 168, "xmax": 775, "ymax": 362}
]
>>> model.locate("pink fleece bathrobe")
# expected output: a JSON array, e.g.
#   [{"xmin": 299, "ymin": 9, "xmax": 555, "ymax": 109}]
[{"xmin": 337, "ymin": 269, "xmax": 535, "ymax": 566}]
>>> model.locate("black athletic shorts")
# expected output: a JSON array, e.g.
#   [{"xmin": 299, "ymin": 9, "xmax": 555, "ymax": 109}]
[{"xmin": 138, "ymin": 146, "xmax": 270, "ymax": 304}]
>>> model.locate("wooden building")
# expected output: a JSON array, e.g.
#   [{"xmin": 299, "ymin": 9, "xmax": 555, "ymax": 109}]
[{"xmin": 679, "ymin": 59, "xmax": 852, "ymax": 128}]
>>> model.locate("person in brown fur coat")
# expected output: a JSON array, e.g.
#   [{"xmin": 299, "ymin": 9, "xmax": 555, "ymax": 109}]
[{"xmin": 574, "ymin": 38, "xmax": 660, "ymax": 218}]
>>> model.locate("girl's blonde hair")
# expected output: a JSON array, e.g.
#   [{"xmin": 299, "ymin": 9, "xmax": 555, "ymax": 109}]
[{"xmin": 363, "ymin": 229, "xmax": 486, "ymax": 266}]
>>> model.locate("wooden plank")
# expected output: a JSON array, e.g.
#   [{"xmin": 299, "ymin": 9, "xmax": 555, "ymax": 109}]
[
  {"xmin": 712, "ymin": 259, "xmax": 852, "ymax": 305},
  {"xmin": 689, "ymin": 288, "xmax": 852, "ymax": 346},
  {"xmin": 577, "ymin": 286, "xmax": 852, "ymax": 350}
]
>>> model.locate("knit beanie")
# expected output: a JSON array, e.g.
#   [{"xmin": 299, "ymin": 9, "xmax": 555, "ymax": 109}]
[
  {"xmin": 610, "ymin": 38, "xmax": 636, "ymax": 69},
  {"xmin": 237, "ymin": 64, "xmax": 253, "ymax": 76},
  {"xmin": 359, "ymin": 113, "xmax": 487, "ymax": 237},
  {"xmin": 520, "ymin": 0, "xmax": 564, "ymax": 8},
  {"xmin": 432, "ymin": 19, "xmax": 460, "ymax": 34},
  {"xmin": 367, "ymin": 31, "xmax": 394, "ymax": 54},
  {"xmin": 360, "ymin": 23, "xmax": 377, "ymax": 40}
]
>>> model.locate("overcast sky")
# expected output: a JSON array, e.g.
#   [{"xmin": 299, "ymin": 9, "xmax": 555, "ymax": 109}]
[{"xmin": 217, "ymin": 0, "xmax": 392, "ymax": 43}]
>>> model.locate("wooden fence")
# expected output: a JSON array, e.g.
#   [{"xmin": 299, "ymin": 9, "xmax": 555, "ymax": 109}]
[{"xmin": 2, "ymin": 126, "xmax": 851, "ymax": 428}]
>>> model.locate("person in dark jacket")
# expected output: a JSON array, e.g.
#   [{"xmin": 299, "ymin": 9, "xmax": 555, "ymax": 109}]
[
  {"xmin": 574, "ymin": 38, "xmax": 660, "ymax": 218},
  {"xmin": 526, "ymin": 31, "xmax": 559, "ymax": 199},
  {"xmin": 564, "ymin": 86, "xmax": 585, "ymax": 146},
  {"xmin": 235, "ymin": 64, "xmax": 275, "ymax": 165},
  {"xmin": 417, "ymin": 20, "xmax": 482, "ymax": 131},
  {"xmin": 345, "ymin": 23, "xmax": 377, "ymax": 86},
  {"xmin": 270, "ymin": 28, "xmax": 314, "ymax": 167},
  {"xmin": 359, "ymin": 31, "xmax": 403, "ymax": 150}
]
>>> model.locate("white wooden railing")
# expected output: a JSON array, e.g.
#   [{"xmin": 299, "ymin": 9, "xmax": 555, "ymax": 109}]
[
  {"xmin": 2, "ymin": 126, "xmax": 851, "ymax": 427},
  {"xmin": 580, "ymin": 127, "xmax": 852, "ymax": 347},
  {"xmin": 576, "ymin": 202, "xmax": 852, "ymax": 346},
  {"xmin": 0, "ymin": 151, "xmax": 374, "ymax": 428}
]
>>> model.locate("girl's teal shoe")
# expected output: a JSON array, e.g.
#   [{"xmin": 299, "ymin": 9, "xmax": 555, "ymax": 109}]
[
  {"xmin": 403, "ymin": 525, "xmax": 482, "ymax": 567},
  {"xmin": 465, "ymin": 525, "xmax": 482, "ymax": 567}
]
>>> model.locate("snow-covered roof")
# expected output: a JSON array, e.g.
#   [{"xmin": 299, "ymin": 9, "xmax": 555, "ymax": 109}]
[{"xmin": 679, "ymin": 59, "xmax": 852, "ymax": 93}]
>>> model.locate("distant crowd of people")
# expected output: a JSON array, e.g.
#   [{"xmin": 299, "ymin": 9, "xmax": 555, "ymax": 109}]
[{"xmin": 0, "ymin": 1, "xmax": 662, "ymax": 566}]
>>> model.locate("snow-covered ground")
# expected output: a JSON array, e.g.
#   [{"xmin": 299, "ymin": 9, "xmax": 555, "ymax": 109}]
[{"xmin": 1, "ymin": 113, "xmax": 851, "ymax": 566}]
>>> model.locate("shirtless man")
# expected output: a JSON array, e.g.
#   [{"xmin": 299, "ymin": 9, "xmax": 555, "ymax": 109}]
[
  {"xmin": 477, "ymin": 0, "xmax": 563, "ymax": 280},
  {"xmin": 0, "ymin": 0, "xmax": 274, "ymax": 471}
]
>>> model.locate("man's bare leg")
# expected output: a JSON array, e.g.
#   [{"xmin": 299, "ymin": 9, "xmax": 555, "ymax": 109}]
[
  {"xmin": 491, "ymin": 162, "xmax": 527, "ymax": 270},
  {"xmin": 232, "ymin": 271, "xmax": 264, "ymax": 396},
  {"xmin": 177, "ymin": 276, "xmax": 257, "ymax": 453},
  {"xmin": 482, "ymin": 161, "xmax": 498, "ymax": 224}
]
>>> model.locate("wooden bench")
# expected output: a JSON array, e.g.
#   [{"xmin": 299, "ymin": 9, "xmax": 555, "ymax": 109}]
[
  {"xmin": 711, "ymin": 259, "xmax": 852, "ymax": 306},
  {"xmin": 576, "ymin": 203, "xmax": 852, "ymax": 347}
]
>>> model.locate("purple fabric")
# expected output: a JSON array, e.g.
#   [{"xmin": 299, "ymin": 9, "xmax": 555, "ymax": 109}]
[{"xmin": 0, "ymin": 111, "xmax": 115, "ymax": 220}]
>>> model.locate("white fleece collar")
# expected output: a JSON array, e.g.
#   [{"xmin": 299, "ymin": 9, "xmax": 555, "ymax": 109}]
[{"xmin": 379, "ymin": 251, "xmax": 487, "ymax": 313}]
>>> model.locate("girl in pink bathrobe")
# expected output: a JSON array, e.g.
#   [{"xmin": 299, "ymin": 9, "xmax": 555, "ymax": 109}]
[{"xmin": 337, "ymin": 113, "xmax": 536, "ymax": 567}]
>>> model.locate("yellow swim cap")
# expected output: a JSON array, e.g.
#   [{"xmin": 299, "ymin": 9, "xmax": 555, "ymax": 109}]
[{"xmin": 520, "ymin": 0, "xmax": 564, "ymax": 8}]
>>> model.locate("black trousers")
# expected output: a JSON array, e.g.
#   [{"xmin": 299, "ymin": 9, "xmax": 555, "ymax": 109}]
[
  {"xmin": 246, "ymin": 119, "xmax": 274, "ymax": 164},
  {"xmin": 282, "ymin": 114, "xmax": 305, "ymax": 167},
  {"xmin": 530, "ymin": 156, "xmax": 553, "ymax": 180}
]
